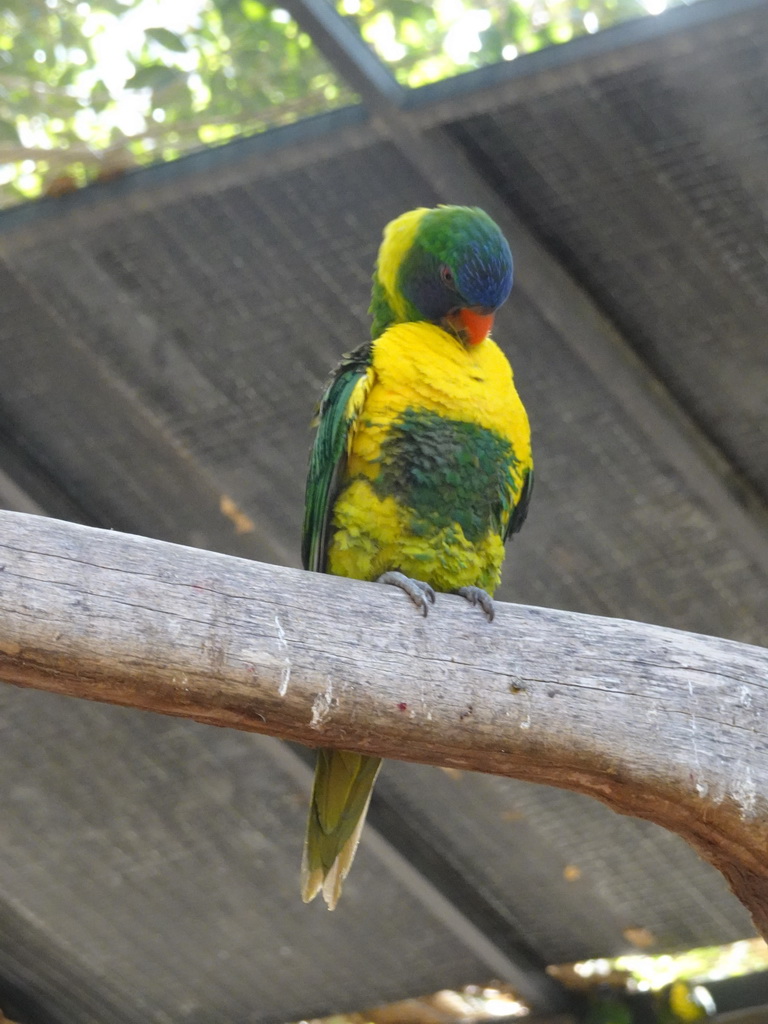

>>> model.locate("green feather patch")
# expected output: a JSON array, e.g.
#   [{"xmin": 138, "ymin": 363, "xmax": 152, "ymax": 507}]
[{"xmin": 373, "ymin": 407, "xmax": 520, "ymax": 544}]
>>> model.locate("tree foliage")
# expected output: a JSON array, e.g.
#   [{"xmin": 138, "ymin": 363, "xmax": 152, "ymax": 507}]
[
  {"xmin": 0, "ymin": 0, "xmax": 695, "ymax": 206},
  {"xmin": 348, "ymin": 0, "xmax": 667, "ymax": 85}
]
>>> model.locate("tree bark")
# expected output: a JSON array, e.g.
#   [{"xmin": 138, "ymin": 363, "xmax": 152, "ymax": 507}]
[{"xmin": 1, "ymin": 510, "xmax": 767, "ymax": 936}]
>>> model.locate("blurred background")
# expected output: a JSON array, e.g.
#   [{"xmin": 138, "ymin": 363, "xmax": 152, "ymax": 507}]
[{"xmin": 0, "ymin": 1, "xmax": 767, "ymax": 1022}]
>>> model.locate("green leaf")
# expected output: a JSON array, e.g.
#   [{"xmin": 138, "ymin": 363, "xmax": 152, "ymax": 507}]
[
  {"xmin": 145, "ymin": 27, "xmax": 188, "ymax": 52},
  {"xmin": 0, "ymin": 118, "xmax": 19, "ymax": 143},
  {"xmin": 90, "ymin": 80, "xmax": 111, "ymax": 112},
  {"xmin": 240, "ymin": 0, "xmax": 266, "ymax": 22},
  {"xmin": 478, "ymin": 25, "xmax": 504, "ymax": 62},
  {"xmin": 125, "ymin": 64, "xmax": 184, "ymax": 91}
]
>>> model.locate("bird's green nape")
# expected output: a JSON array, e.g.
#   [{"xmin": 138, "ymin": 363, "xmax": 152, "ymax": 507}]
[{"xmin": 369, "ymin": 274, "xmax": 397, "ymax": 339}]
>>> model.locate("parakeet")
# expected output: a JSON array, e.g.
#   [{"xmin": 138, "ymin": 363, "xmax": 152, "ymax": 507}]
[
  {"xmin": 656, "ymin": 981, "xmax": 715, "ymax": 1023},
  {"xmin": 301, "ymin": 205, "xmax": 533, "ymax": 908}
]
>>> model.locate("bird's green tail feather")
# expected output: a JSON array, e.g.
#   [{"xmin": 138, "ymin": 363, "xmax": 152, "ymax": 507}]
[{"xmin": 301, "ymin": 749, "xmax": 382, "ymax": 910}]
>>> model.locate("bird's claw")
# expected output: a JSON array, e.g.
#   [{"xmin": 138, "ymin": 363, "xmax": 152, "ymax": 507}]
[
  {"xmin": 377, "ymin": 571, "xmax": 436, "ymax": 617},
  {"xmin": 456, "ymin": 585, "xmax": 494, "ymax": 621}
]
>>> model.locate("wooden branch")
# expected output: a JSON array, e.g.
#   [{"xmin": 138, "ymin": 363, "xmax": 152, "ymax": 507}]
[{"xmin": 1, "ymin": 510, "xmax": 768, "ymax": 936}]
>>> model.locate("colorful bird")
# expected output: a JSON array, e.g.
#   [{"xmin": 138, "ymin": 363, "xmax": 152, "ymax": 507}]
[
  {"xmin": 301, "ymin": 205, "xmax": 533, "ymax": 908},
  {"xmin": 656, "ymin": 981, "xmax": 715, "ymax": 1023}
]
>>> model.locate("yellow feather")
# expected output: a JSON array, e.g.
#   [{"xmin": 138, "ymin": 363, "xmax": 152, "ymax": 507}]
[
  {"xmin": 342, "ymin": 364, "xmax": 375, "ymax": 455},
  {"xmin": 376, "ymin": 208, "xmax": 429, "ymax": 322}
]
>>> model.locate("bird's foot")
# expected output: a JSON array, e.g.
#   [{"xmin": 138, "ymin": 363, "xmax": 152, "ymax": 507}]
[
  {"xmin": 456, "ymin": 586, "xmax": 494, "ymax": 622},
  {"xmin": 377, "ymin": 571, "xmax": 436, "ymax": 617}
]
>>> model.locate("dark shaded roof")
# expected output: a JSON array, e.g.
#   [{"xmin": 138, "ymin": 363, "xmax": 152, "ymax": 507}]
[{"xmin": 0, "ymin": 1, "xmax": 767, "ymax": 1021}]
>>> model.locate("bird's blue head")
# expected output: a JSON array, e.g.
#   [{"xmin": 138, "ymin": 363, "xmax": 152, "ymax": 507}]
[{"xmin": 371, "ymin": 205, "xmax": 514, "ymax": 345}]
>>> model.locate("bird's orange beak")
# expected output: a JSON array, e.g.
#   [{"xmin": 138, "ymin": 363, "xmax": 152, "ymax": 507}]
[{"xmin": 452, "ymin": 308, "xmax": 495, "ymax": 346}]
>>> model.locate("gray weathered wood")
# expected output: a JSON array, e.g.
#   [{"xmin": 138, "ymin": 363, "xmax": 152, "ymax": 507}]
[{"xmin": 1, "ymin": 509, "xmax": 767, "ymax": 937}]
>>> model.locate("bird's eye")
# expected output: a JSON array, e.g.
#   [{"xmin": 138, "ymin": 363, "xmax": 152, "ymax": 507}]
[{"xmin": 440, "ymin": 265, "xmax": 455, "ymax": 287}]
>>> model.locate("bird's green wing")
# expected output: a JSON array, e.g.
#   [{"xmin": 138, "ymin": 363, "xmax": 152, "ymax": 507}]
[
  {"xmin": 301, "ymin": 342, "xmax": 375, "ymax": 573},
  {"xmin": 504, "ymin": 466, "xmax": 534, "ymax": 542}
]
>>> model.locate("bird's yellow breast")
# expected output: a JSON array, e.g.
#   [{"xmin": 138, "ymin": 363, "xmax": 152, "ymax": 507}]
[
  {"xmin": 328, "ymin": 322, "xmax": 531, "ymax": 592},
  {"xmin": 348, "ymin": 321, "xmax": 529, "ymax": 472}
]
